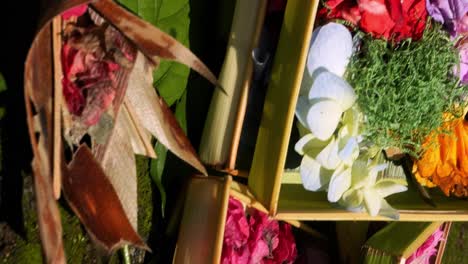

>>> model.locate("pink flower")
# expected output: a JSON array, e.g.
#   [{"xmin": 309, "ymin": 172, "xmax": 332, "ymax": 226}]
[
  {"xmin": 61, "ymin": 4, "xmax": 88, "ymax": 20},
  {"xmin": 273, "ymin": 224, "xmax": 298, "ymax": 264},
  {"xmin": 224, "ymin": 198, "xmax": 250, "ymax": 249},
  {"xmin": 248, "ymin": 210, "xmax": 279, "ymax": 264},
  {"xmin": 221, "ymin": 198, "xmax": 298, "ymax": 264},
  {"xmin": 406, "ymin": 226, "xmax": 445, "ymax": 264}
]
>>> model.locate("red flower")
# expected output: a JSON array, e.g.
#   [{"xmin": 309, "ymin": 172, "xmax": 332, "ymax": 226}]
[
  {"xmin": 320, "ymin": 0, "xmax": 361, "ymax": 25},
  {"xmin": 320, "ymin": 0, "xmax": 427, "ymax": 41}
]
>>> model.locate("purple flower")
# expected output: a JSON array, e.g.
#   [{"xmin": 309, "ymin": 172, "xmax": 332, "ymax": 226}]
[
  {"xmin": 457, "ymin": 36, "xmax": 468, "ymax": 84},
  {"xmin": 426, "ymin": 0, "xmax": 468, "ymax": 36}
]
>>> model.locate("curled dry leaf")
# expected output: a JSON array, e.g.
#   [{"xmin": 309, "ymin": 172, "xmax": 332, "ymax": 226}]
[
  {"xmin": 63, "ymin": 145, "xmax": 149, "ymax": 252},
  {"xmin": 24, "ymin": 0, "xmax": 216, "ymax": 261}
]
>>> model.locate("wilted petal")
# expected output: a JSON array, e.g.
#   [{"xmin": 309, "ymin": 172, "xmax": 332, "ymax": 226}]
[
  {"xmin": 307, "ymin": 23, "xmax": 353, "ymax": 77},
  {"xmin": 309, "ymin": 71, "xmax": 356, "ymax": 110},
  {"xmin": 363, "ymin": 189, "xmax": 382, "ymax": 216},
  {"xmin": 301, "ymin": 156, "xmax": 326, "ymax": 191},
  {"xmin": 328, "ymin": 166, "xmax": 352, "ymax": 202},
  {"xmin": 307, "ymin": 99, "xmax": 342, "ymax": 140}
]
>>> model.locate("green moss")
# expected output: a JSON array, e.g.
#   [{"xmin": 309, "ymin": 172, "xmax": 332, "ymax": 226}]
[
  {"xmin": 60, "ymin": 206, "xmax": 92, "ymax": 263},
  {"xmin": 3, "ymin": 243, "xmax": 42, "ymax": 264},
  {"xmin": 136, "ymin": 155, "xmax": 153, "ymax": 239},
  {"xmin": 347, "ymin": 22, "xmax": 466, "ymax": 156}
]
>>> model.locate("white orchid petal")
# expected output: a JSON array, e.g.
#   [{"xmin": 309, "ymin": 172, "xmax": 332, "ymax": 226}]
[
  {"xmin": 378, "ymin": 199, "xmax": 400, "ymax": 220},
  {"xmin": 351, "ymin": 160, "xmax": 371, "ymax": 187},
  {"xmin": 338, "ymin": 137, "xmax": 359, "ymax": 166},
  {"xmin": 307, "ymin": 99, "xmax": 342, "ymax": 140},
  {"xmin": 307, "ymin": 23, "xmax": 353, "ymax": 77},
  {"xmin": 309, "ymin": 71, "xmax": 356, "ymax": 110},
  {"xmin": 295, "ymin": 134, "xmax": 330, "ymax": 157},
  {"xmin": 316, "ymin": 137, "xmax": 341, "ymax": 169},
  {"xmin": 363, "ymin": 189, "xmax": 382, "ymax": 216},
  {"xmin": 374, "ymin": 181, "xmax": 408, "ymax": 198},
  {"xmin": 327, "ymin": 167, "xmax": 352, "ymax": 202},
  {"xmin": 295, "ymin": 134, "xmax": 315, "ymax": 155},
  {"xmin": 341, "ymin": 189, "xmax": 364, "ymax": 208},
  {"xmin": 295, "ymin": 96, "xmax": 311, "ymax": 129},
  {"xmin": 300, "ymin": 155, "xmax": 325, "ymax": 191},
  {"xmin": 342, "ymin": 106, "xmax": 361, "ymax": 136}
]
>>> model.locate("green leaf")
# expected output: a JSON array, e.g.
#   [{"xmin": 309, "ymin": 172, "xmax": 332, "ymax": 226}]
[
  {"xmin": 150, "ymin": 142, "xmax": 167, "ymax": 217},
  {"xmin": 149, "ymin": 92, "xmax": 187, "ymax": 217},
  {"xmin": 117, "ymin": 0, "xmax": 191, "ymax": 107}
]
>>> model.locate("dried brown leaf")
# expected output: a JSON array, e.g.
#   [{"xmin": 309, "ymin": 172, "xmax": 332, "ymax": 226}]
[
  {"xmin": 62, "ymin": 144, "xmax": 148, "ymax": 252},
  {"xmin": 92, "ymin": 110, "xmax": 138, "ymax": 229},
  {"xmin": 91, "ymin": 0, "xmax": 218, "ymax": 85},
  {"xmin": 25, "ymin": 22, "xmax": 66, "ymax": 263},
  {"xmin": 125, "ymin": 52, "xmax": 207, "ymax": 175}
]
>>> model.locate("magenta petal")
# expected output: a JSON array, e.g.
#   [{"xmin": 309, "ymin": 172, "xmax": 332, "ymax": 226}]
[
  {"xmin": 61, "ymin": 4, "xmax": 88, "ymax": 20},
  {"xmin": 406, "ymin": 226, "xmax": 445, "ymax": 264},
  {"xmin": 224, "ymin": 198, "xmax": 250, "ymax": 248},
  {"xmin": 249, "ymin": 240, "xmax": 270, "ymax": 264}
]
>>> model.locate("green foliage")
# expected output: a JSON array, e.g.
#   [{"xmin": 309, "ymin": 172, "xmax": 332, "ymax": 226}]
[
  {"xmin": 118, "ymin": 0, "xmax": 191, "ymax": 107},
  {"xmin": 347, "ymin": 23, "xmax": 466, "ymax": 156}
]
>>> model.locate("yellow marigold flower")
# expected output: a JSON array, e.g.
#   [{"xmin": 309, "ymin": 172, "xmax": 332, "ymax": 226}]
[{"xmin": 413, "ymin": 112, "xmax": 468, "ymax": 197}]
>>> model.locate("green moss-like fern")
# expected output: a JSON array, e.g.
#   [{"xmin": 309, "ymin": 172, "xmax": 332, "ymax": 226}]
[{"xmin": 346, "ymin": 22, "xmax": 466, "ymax": 156}]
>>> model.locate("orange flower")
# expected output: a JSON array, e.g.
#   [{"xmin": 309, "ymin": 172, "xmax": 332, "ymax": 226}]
[{"xmin": 413, "ymin": 112, "xmax": 468, "ymax": 197}]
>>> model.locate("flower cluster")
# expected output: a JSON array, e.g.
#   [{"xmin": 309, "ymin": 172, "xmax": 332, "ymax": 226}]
[
  {"xmin": 319, "ymin": 0, "xmax": 427, "ymax": 42},
  {"xmin": 221, "ymin": 198, "xmax": 297, "ymax": 264}
]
